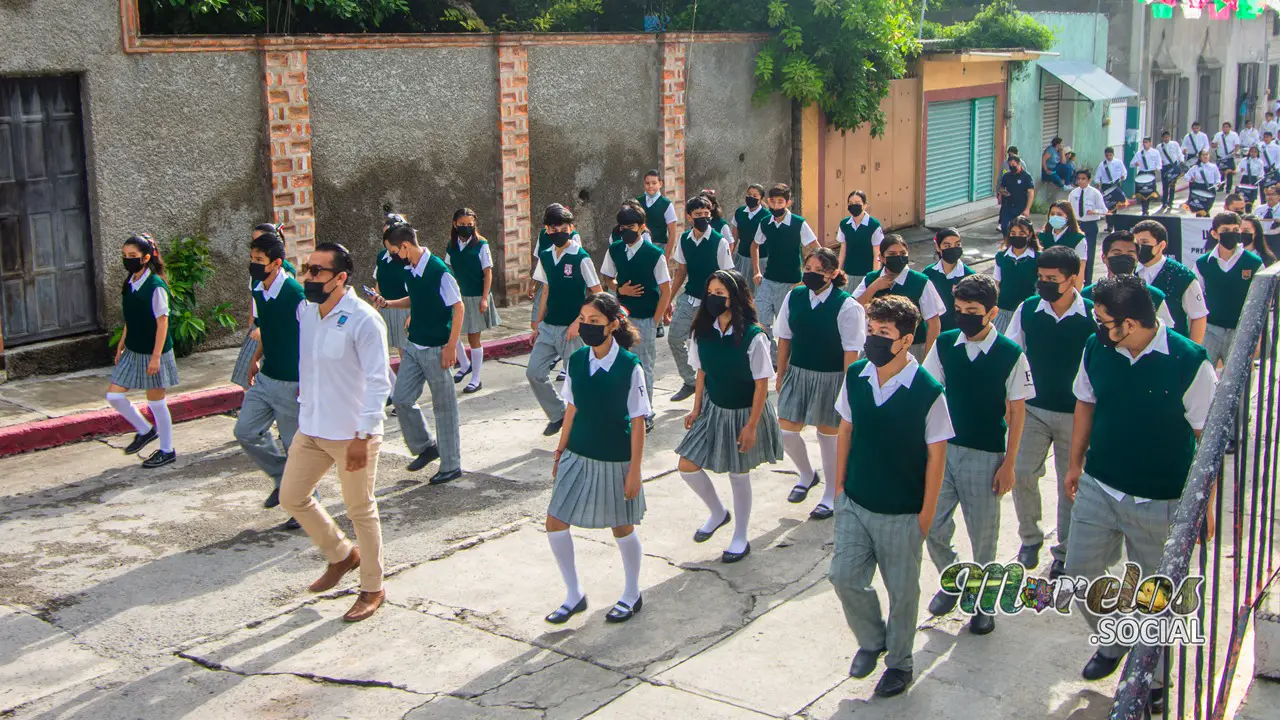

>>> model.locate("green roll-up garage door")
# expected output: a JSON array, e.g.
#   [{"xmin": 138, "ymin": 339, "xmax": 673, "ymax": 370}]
[
  {"xmin": 973, "ymin": 97, "xmax": 996, "ymax": 199},
  {"xmin": 925, "ymin": 96, "xmax": 998, "ymax": 213}
]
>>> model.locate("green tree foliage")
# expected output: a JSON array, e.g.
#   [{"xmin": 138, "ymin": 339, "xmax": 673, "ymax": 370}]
[{"xmin": 928, "ymin": 0, "xmax": 1055, "ymax": 53}]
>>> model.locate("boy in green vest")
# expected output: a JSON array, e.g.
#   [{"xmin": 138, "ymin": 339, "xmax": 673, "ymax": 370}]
[
  {"xmin": 639, "ymin": 169, "xmax": 678, "ymax": 256},
  {"xmin": 1082, "ymin": 231, "xmax": 1176, "ymax": 327},
  {"xmin": 1195, "ymin": 211, "xmax": 1265, "ymax": 368},
  {"xmin": 668, "ymin": 195, "xmax": 736, "ymax": 402},
  {"xmin": 1004, "ymin": 246, "xmax": 1090, "ymax": 579},
  {"xmin": 600, "ymin": 205, "xmax": 673, "ymax": 429},
  {"xmin": 829, "ymin": 296, "xmax": 952, "ymax": 699},
  {"xmin": 529, "ymin": 204, "xmax": 604, "ymax": 436},
  {"xmin": 1132, "ymin": 219, "xmax": 1208, "ymax": 345},
  {"xmin": 234, "ymin": 232, "xmax": 309, "ymax": 529},
  {"xmin": 836, "ymin": 190, "xmax": 884, "ymax": 289},
  {"xmin": 374, "ymin": 222, "xmax": 466, "ymax": 485},
  {"xmin": 1065, "ymin": 274, "xmax": 1216, "ymax": 711},
  {"xmin": 854, "ymin": 235, "xmax": 946, "ymax": 359},
  {"xmin": 921, "ymin": 275, "xmax": 1035, "ymax": 635},
  {"xmin": 729, "ymin": 183, "xmax": 769, "ymax": 278},
  {"xmin": 753, "ymin": 183, "xmax": 820, "ymax": 352}
]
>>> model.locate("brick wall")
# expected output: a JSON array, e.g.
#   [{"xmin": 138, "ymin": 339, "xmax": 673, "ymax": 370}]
[
  {"xmin": 497, "ymin": 41, "xmax": 532, "ymax": 299},
  {"xmin": 661, "ymin": 39, "xmax": 688, "ymax": 229},
  {"xmin": 262, "ymin": 50, "xmax": 316, "ymax": 261}
]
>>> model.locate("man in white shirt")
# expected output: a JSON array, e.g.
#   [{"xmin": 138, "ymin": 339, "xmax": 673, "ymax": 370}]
[
  {"xmin": 1094, "ymin": 147, "xmax": 1128, "ymax": 231},
  {"xmin": 1212, "ymin": 122, "xmax": 1241, "ymax": 192},
  {"xmin": 280, "ymin": 242, "xmax": 393, "ymax": 623},
  {"xmin": 1262, "ymin": 112, "xmax": 1280, "ymax": 140},
  {"xmin": 1261, "ymin": 132, "xmax": 1280, "ymax": 186},
  {"xmin": 1069, "ymin": 168, "xmax": 1109, "ymax": 256},
  {"xmin": 1182, "ymin": 122, "xmax": 1210, "ymax": 165},
  {"xmin": 1157, "ymin": 130, "xmax": 1185, "ymax": 212},
  {"xmin": 1129, "ymin": 137, "xmax": 1164, "ymax": 215},
  {"xmin": 1239, "ymin": 119, "xmax": 1260, "ymax": 150},
  {"xmin": 1185, "ymin": 150, "xmax": 1223, "ymax": 217},
  {"xmin": 1255, "ymin": 184, "xmax": 1280, "ymax": 247}
]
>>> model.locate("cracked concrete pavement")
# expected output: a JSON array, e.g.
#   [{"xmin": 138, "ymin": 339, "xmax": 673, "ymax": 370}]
[{"xmin": 1, "ymin": 292, "xmax": 1120, "ymax": 720}]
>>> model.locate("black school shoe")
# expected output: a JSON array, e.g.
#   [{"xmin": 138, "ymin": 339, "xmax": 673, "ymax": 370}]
[
  {"xmin": 693, "ymin": 511, "xmax": 731, "ymax": 543},
  {"xmin": 543, "ymin": 419, "xmax": 564, "ymax": 437},
  {"xmin": 874, "ymin": 668, "xmax": 913, "ymax": 698},
  {"xmin": 264, "ymin": 487, "xmax": 281, "ymax": 509},
  {"xmin": 605, "ymin": 596, "xmax": 642, "ymax": 623},
  {"xmin": 283, "ymin": 517, "xmax": 301, "ymax": 530},
  {"xmin": 141, "ymin": 449, "xmax": 177, "ymax": 469},
  {"xmin": 721, "ymin": 543, "xmax": 751, "ymax": 564},
  {"xmin": 545, "ymin": 596, "xmax": 587, "ymax": 624},
  {"xmin": 1018, "ymin": 542, "xmax": 1042, "ymax": 569},
  {"xmin": 787, "ymin": 472, "xmax": 820, "ymax": 503},
  {"xmin": 670, "ymin": 384, "xmax": 696, "ymax": 402},
  {"xmin": 968, "ymin": 612, "xmax": 995, "ymax": 635},
  {"xmin": 849, "ymin": 647, "xmax": 886, "ymax": 679},
  {"xmin": 124, "ymin": 427, "xmax": 158, "ymax": 455},
  {"xmin": 407, "ymin": 445, "xmax": 441, "ymax": 472},
  {"xmin": 1082, "ymin": 649, "xmax": 1127, "ymax": 681},
  {"xmin": 928, "ymin": 589, "xmax": 959, "ymax": 617},
  {"xmin": 429, "ymin": 468, "xmax": 463, "ymax": 485}
]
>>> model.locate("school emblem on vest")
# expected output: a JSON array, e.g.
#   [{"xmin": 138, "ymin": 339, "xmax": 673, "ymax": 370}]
[
  {"xmin": 563, "ymin": 264, "xmax": 574, "ymax": 278},
  {"xmin": 1243, "ymin": 269, "xmax": 1253, "ymax": 280}
]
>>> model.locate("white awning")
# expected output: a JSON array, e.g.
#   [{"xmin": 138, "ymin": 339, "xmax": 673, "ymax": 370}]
[{"xmin": 1039, "ymin": 60, "xmax": 1138, "ymax": 103}]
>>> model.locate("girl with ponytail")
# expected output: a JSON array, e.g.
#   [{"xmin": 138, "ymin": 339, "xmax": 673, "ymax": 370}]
[
  {"xmin": 446, "ymin": 207, "xmax": 501, "ymax": 394},
  {"xmin": 922, "ymin": 228, "xmax": 976, "ymax": 333}
]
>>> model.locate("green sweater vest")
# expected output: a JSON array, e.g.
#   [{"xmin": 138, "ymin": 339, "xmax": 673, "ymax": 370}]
[
  {"xmin": 996, "ymin": 249, "xmax": 1040, "ymax": 311},
  {"xmin": 679, "ymin": 230, "xmax": 725, "ymax": 300},
  {"xmin": 839, "ymin": 216, "xmax": 882, "ymax": 276},
  {"xmin": 406, "ymin": 253, "xmax": 455, "ymax": 348},
  {"xmin": 863, "ymin": 268, "xmax": 931, "ymax": 345},
  {"xmin": 638, "ymin": 195, "xmax": 673, "ymax": 246},
  {"xmin": 711, "ymin": 217, "xmax": 731, "ymax": 243},
  {"xmin": 760, "ymin": 214, "xmax": 808, "ymax": 283},
  {"xmin": 540, "ymin": 247, "xmax": 591, "ymax": 327},
  {"xmin": 446, "ymin": 239, "xmax": 488, "ymax": 297},
  {"xmin": 252, "ymin": 276, "xmax": 305, "ymax": 382},
  {"xmin": 786, "ymin": 287, "xmax": 851, "ymax": 372},
  {"xmin": 1148, "ymin": 258, "xmax": 1197, "ymax": 335},
  {"xmin": 123, "ymin": 273, "xmax": 174, "ymax": 355},
  {"xmin": 697, "ymin": 324, "xmax": 765, "ymax": 409},
  {"xmin": 734, "ymin": 206, "xmax": 769, "ymax": 258},
  {"xmin": 1082, "ymin": 332, "xmax": 1208, "ymax": 499},
  {"xmin": 566, "ymin": 346, "xmax": 640, "ymax": 462},
  {"xmin": 1196, "ymin": 250, "xmax": 1263, "ymax": 329},
  {"xmin": 842, "ymin": 359, "xmax": 945, "ymax": 514},
  {"xmin": 375, "ymin": 250, "xmax": 410, "ymax": 301},
  {"xmin": 607, "ymin": 240, "xmax": 665, "ymax": 319},
  {"xmin": 1018, "ymin": 295, "xmax": 1096, "ymax": 413},
  {"xmin": 923, "ymin": 263, "xmax": 975, "ymax": 333},
  {"xmin": 1037, "ymin": 229, "xmax": 1085, "ymax": 252},
  {"xmin": 1081, "ymin": 280, "xmax": 1167, "ymax": 315},
  {"xmin": 935, "ymin": 329, "xmax": 1023, "ymax": 452}
]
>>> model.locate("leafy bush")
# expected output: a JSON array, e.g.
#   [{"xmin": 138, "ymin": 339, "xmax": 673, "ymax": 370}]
[{"xmin": 933, "ymin": 0, "xmax": 1055, "ymax": 78}]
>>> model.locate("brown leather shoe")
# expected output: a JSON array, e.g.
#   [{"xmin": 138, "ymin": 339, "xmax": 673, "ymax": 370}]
[
  {"xmin": 343, "ymin": 590, "xmax": 385, "ymax": 622},
  {"xmin": 309, "ymin": 547, "xmax": 360, "ymax": 593}
]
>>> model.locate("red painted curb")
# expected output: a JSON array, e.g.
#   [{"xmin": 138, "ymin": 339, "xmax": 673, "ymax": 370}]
[{"xmin": 0, "ymin": 332, "xmax": 534, "ymax": 459}]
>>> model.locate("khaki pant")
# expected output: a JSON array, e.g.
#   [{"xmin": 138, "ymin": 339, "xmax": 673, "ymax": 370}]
[{"xmin": 281, "ymin": 432, "xmax": 384, "ymax": 592}]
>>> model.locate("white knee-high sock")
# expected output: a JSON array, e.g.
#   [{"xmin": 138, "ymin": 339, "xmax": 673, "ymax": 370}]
[
  {"xmin": 547, "ymin": 529, "xmax": 584, "ymax": 607},
  {"xmin": 615, "ymin": 531, "xmax": 642, "ymax": 606},
  {"xmin": 781, "ymin": 429, "xmax": 815, "ymax": 488},
  {"xmin": 147, "ymin": 399, "xmax": 174, "ymax": 452},
  {"xmin": 455, "ymin": 339, "xmax": 471, "ymax": 372},
  {"xmin": 728, "ymin": 473, "xmax": 753, "ymax": 554},
  {"xmin": 107, "ymin": 393, "xmax": 151, "ymax": 435},
  {"xmin": 817, "ymin": 432, "xmax": 839, "ymax": 510},
  {"xmin": 680, "ymin": 469, "xmax": 727, "ymax": 533},
  {"xmin": 470, "ymin": 347, "xmax": 484, "ymax": 385}
]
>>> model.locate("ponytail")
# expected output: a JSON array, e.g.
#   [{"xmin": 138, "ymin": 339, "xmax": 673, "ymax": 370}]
[
  {"xmin": 805, "ymin": 246, "xmax": 845, "ymax": 287},
  {"xmin": 582, "ymin": 292, "xmax": 639, "ymax": 350}
]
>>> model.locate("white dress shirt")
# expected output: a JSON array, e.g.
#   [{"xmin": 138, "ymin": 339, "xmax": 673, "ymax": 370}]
[
  {"xmin": 1239, "ymin": 157, "xmax": 1266, "ymax": 184},
  {"xmin": 925, "ymin": 259, "xmax": 972, "ymax": 280},
  {"xmin": 1004, "ymin": 288, "xmax": 1087, "ymax": 349},
  {"xmin": 922, "ymin": 327, "xmax": 1037, "ymax": 402},
  {"xmin": 599, "ymin": 238, "xmax": 673, "ymax": 284},
  {"xmin": 852, "ymin": 270, "xmax": 946, "ymax": 321},
  {"xmin": 1192, "ymin": 244, "xmax": 1248, "ymax": 289},
  {"xmin": 1158, "ymin": 141, "xmax": 1184, "ymax": 170},
  {"xmin": 1240, "ymin": 127, "xmax": 1261, "ymax": 148},
  {"xmin": 532, "ymin": 239, "xmax": 601, "ymax": 288},
  {"xmin": 773, "ymin": 285, "xmax": 867, "ymax": 352},
  {"xmin": 672, "ymin": 228, "xmax": 735, "ymax": 306},
  {"xmin": 1263, "ymin": 142, "xmax": 1280, "ymax": 169},
  {"xmin": 835, "ymin": 357, "xmax": 956, "ymax": 445},
  {"xmin": 1137, "ymin": 256, "xmax": 1210, "ymax": 320},
  {"xmin": 1182, "ymin": 131, "xmax": 1210, "ymax": 158},
  {"xmin": 250, "ymin": 268, "xmax": 287, "ymax": 319},
  {"xmin": 1068, "ymin": 185, "xmax": 1109, "ymax": 223},
  {"xmin": 754, "ymin": 210, "xmax": 820, "ymax": 248},
  {"xmin": 1095, "ymin": 159, "xmax": 1128, "ymax": 186},
  {"xmin": 728, "ymin": 205, "xmax": 767, "ymax": 231},
  {"xmin": 128, "ymin": 269, "xmax": 170, "ymax": 319},
  {"xmin": 1130, "ymin": 147, "xmax": 1164, "ymax": 172},
  {"xmin": 836, "ymin": 213, "xmax": 886, "ymax": 248},
  {"xmin": 1212, "ymin": 131, "xmax": 1241, "ymax": 159},
  {"xmin": 1266, "ymin": 120, "xmax": 1280, "ymax": 138},
  {"xmin": 297, "ymin": 287, "xmax": 391, "ymax": 441},
  {"xmin": 1188, "ymin": 162, "xmax": 1222, "ymax": 186},
  {"xmin": 644, "ymin": 192, "xmax": 679, "ymax": 226},
  {"xmin": 1072, "ymin": 322, "xmax": 1218, "ymax": 502},
  {"xmin": 687, "ymin": 321, "xmax": 775, "ymax": 381},
  {"xmin": 445, "ymin": 239, "xmax": 493, "ymax": 270},
  {"xmin": 407, "ymin": 249, "xmax": 462, "ymax": 350},
  {"xmin": 560, "ymin": 340, "xmax": 652, "ymax": 420}
]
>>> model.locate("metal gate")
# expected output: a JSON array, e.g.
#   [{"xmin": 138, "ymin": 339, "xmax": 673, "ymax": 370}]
[
  {"xmin": 1041, "ymin": 83, "xmax": 1062, "ymax": 147},
  {"xmin": 925, "ymin": 97, "xmax": 998, "ymax": 213},
  {"xmin": 0, "ymin": 76, "xmax": 97, "ymax": 346}
]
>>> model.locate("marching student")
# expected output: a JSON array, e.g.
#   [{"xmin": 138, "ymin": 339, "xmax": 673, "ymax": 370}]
[
  {"xmin": 753, "ymin": 183, "xmax": 820, "ymax": 349},
  {"xmin": 445, "ymin": 208, "xmax": 500, "ymax": 395},
  {"xmin": 1254, "ymin": 183, "xmax": 1280, "ymax": 255},
  {"xmin": 1003, "ymin": 246, "xmax": 1091, "ymax": 578},
  {"xmin": 836, "ymin": 190, "xmax": 885, "ymax": 289},
  {"xmin": 701, "ymin": 189, "xmax": 733, "ymax": 247},
  {"xmin": 528, "ymin": 204, "xmax": 604, "ymax": 436},
  {"xmin": 775, "ymin": 248, "xmax": 865, "ymax": 520},
  {"xmin": 233, "ymin": 231, "xmax": 308, "ymax": 529},
  {"xmin": 600, "ymin": 204, "xmax": 673, "ymax": 428},
  {"xmin": 1262, "ymin": 131, "xmax": 1280, "ymax": 190},
  {"xmin": 1038, "ymin": 201, "xmax": 1088, "ymax": 257},
  {"xmin": 373, "ymin": 222, "xmax": 465, "ymax": 485},
  {"xmin": 853, "ymin": 235, "xmax": 945, "ymax": 358},
  {"xmin": 1132, "ymin": 219, "xmax": 1209, "ymax": 345},
  {"xmin": 371, "ymin": 212, "xmax": 411, "ymax": 406},
  {"xmin": 109, "ymin": 233, "xmax": 179, "ymax": 469},
  {"xmin": 1129, "ymin": 137, "xmax": 1164, "ymax": 216},
  {"xmin": 829, "ymin": 296, "xmax": 951, "ymax": 699},
  {"xmin": 1243, "ymin": 215, "xmax": 1279, "ymax": 266},
  {"xmin": 1241, "ymin": 118, "xmax": 1261, "ymax": 149},
  {"xmin": 1094, "ymin": 147, "xmax": 1128, "ymax": 236},
  {"xmin": 1069, "ymin": 169, "xmax": 1109, "ymax": 263},
  {"xmin": 668, "ymin": 195, "xmax": 735, "ymax": 403},
  {"xmin": 231, "ymin": 223, "xmax": 299, "ymax": 391},
  {"xmin": 922, "ymin": 274, "xmax": 1035, "ymax": 634},
  {"xmin": 544, "ymin": 293, "xmax": 650, "ymax": 625},
  {"xmin": 1157, "ymin": 130, "xmax": 1184, "ymax": 213},
  {"xmin": 639, "ymin": 169, "xmax": 679, "ymax": 255},
  {"xmin": 1082, "ymin": 231, "xmax": 1176, "ymax": 328},
  {"xmin": 1238, "ymin": 145, "xmax": 1266, "ymax": 212},
  {"xmin": 1185, "ymin": 150, "xmax": 1223, "ymax": 217},
  {"xmin": 992, "ymin": 217, "xmax": 1043, "ymax": 331},
  {"xmin": 1263, "ymin": 111, "xmax": 1280, "ymax": 142},
  {"xmin": 1182, "ymin": 121, "xmax": 1210, "ymax": 166},
  {"xmin": 528, "ymin": 204, "xmax": 581, "ymax": 325},
  {"xmin": 923, "ymin": 228, "xmax": 976, "ymax": 333},
  {"xmin": 1225, "ymin": 192, "xmax": 1248, "ymax": 216},
  {"xmin": 1213, "ymin": 121, "xmax": 1241, "ymax": 193},
  {"xmin": 676, "ymin": 269, "xmax": 783, "ymax": 564},
  {"xmin": 1195, "ymin": 211, "xmax": 1265, "ymax": 369},
  {"xmin": 729, "ymin": 183, "xmax": 770, "ymax": 279},
  {"xmin": 1064, "ymin": 274, "xmax": 1216, "ymax": 713}
]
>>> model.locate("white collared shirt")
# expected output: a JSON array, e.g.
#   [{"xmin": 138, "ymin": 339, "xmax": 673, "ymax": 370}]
[
  {"xmin": 1068, "ymin": 185, "xmax": 1109, "ymax": 223},
  {"xmin": 405, "ymin": 249, "xmax": 463, "ymax": 350},
  {"xmin": 1262, "ymin": 121, "xmax": 1280, "ymax": 138},
  {"xmin": 728, "ymin": 204, "xmax": 767, "ymax": 229},
  {"xmin": 673, "ymin": 229, "xmax": 735, "ymax": 306},
  {"xmin": 922, "ymin": 328, "xmax": 1036, "ymax": 401},
  {"xmin": 852, "ymin": 270, "xmax": 946, "ymax": 321},
  {"xmin": 773, "ymin": 285, "xmax": 867, "ymax": 352},
  {"xmin": 532, "ymin": 239, "xmax": 601, "ymax": 288},
  {"xmin": 599, "ymin": 239, "xmax": 672, "ymax": 284},
  {"xmin": 1192, "ymin": 244, "xmax": 1247, "ymax": 291},
  {"xmin": 297, "ymin": 287, "xmax": 391, "ymax": 441},
  {"xmin": 1137, "ymin": 256, "xmax": 1210, "ymax": 321},
  {"xmin": 128, "ymin": 268, "xmax": 170, "ymax": 318},
  {"xmin": 1263, "ymin": 142, "xmax": 1280, "ymax": 168},
  {"xmin": 1051, "ymin": 228, "xmax": 1089, "ymax": 259},
  {"xmin": 644, "ymin": 192, "xmax": 679, "ymax": 225},
  {"xmin": 835, "ymin": 356, "xmax": 955, "ymax": 444},
  {"xmin": 1240, "ymin": 127, "xmax": 1261, "ymax": 148},
  {"xmin": 445, "ymin": 239, "xmax": 493, "ymax": 271},
  {"xmin": 1212, "ymin": 131, "xmax": 1241, "ymax": 158},
  {"xmin": 1189, "ymin": 162, "xmax": 1222, "ymax": 185},
  {"xmin": 1095, "ymin": 159, "xmax": 1128, "ymax": 185},
  {"xmin": 1255, "ymin": 202, "xmax": 1280, "ymax": 236},
  {"xmin": 1182, "ymin": 131, "xmax": 1210, "ymax": 157},
  {"xmin": 836, "ymin": 213, "xmax": 885, "ymax": 248},
  {"xmin": 991, "ymin": 247, "xmax": 1036, "ymax": 283},
  {"xmin": 753, "ymin": 210, "xmax": 820, "ymax": 248},
  {"xmin": 250, "ymin": 269, "xmax": 287, "ymax": 319},
  {"xmin": 1130, "ymin": 147, "xmax": 1164, "ymax": 171},
  {"xmin": 925, "ymin": 259, "xmax": 970, "ymax": 279},
  {"xmin": 1239, "ymin": 157, "xmax": 1266, "ymax": 182},
  {"xmin": 1158, "ymin": 141, "xmax": 1184, "ymax": 168},
  {"xmin": 560, "ymin": 340, "xmax": 652, "ymax": 420},
  {"xmin": 1004, "ymin": 288, "xmax": 1087, "ymax": 349},
  {"xmin": 687, "ymin": 321, "xmax": 775, "ymax": 381}
]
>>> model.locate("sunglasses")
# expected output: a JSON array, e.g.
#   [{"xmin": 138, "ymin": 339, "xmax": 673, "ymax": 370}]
[{"xmin": 301, "ymin": 264, "xmax": 338, "ymax": 278}]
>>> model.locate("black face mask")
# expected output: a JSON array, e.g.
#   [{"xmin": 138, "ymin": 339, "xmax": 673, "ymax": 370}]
[
  {"xmin": 883, "ymin": 255, "xmax": 910, "ymax": 274},
  {"xmin": 1138, "ymin": 245, "xmax": 1157, "ymax": 264},
  {"xmin": 1036, "ymin": 280, "xmax": 1064, "ymax": 303},
  {"xmin": 456, "ymin": 225, "xmax": 476, "ymax": 240},
  {"xmin": 940, "ymin": 246, "xmax": 964, "ymax": 264},
  {"xmin": 864, "ymin": 335, "xmax": 899, "ymax": 367},
  {"xmin": 578, "ymin": 323, "xmax": 609, "ymax": 348},
  {"xmin": 1008, "ymin": 163, "xmax": 1019, "ymax": 172},
  {"xmin": 1096, "ymin": 319, "xmax": 1124, "ymax": 349},
  {"xmin": 122, "ymin": 257, "xmax": 145, "ymax": 274},
  {"xmin": 702, "ymin": 294, "xmax": 730, "ymax": 318},
  {"xmin": 1008, "ymin": 234, "xmax": 1030, "ymax": 249},
  {"xmin": 304, "ymin": 280, "xmax": 332, "ymax": 304},
  {"xmin": 1217, "ymin": 231, "xmax": 1241, "ymax": 250},
  {"xmin": 769, "ymin": 207, "xmax": 787, "ymax": 218},
  {"xmin": 1105, "ymin": 255, "xmax": 1138, "ymax": 276},
  {"xmin": 693, "ymin": 217, "xmax": 712, "ymax": 232},
  {"xmin": 954, "ymin": 312, "xmax": 987, "ymax": 339},
  {"xmin": 744, "ymin": 196, "xmax": 760, "ymax": 209},
  {"xmin": 619, "ymin": 228, "xmax": 640, "ymax": 245},
  {"xmin": 848, "ymin": 204, "xmax": 864, "ymax": 217},
  {"xmin": 802, "ymin": 271, "xmax": 828, "ymax": 293},
  {"xmin": 249, "ymin": 262, "xmax": 270, "ymax": 284},
  {"xmin": 550, "ymin": 231, "xmax": 572, "ymax": 248}
]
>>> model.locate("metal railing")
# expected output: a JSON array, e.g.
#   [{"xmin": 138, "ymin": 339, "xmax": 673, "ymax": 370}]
[{"xmin": 1111, "ymin": 263, "xmax": 1280, "ymax": 720}]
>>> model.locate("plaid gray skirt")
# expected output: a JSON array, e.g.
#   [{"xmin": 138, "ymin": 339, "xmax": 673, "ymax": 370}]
[
  {"xmin": 994, "ymin": 308, "xmax": 1015, "ymax": 334},
  {"xmin": 111, "ymin": 349, "xmax": 180, "ymax": 390},
  {"xmin": 231, "ymin": 333, "xmax": 257, "ymax": 390},
  {"xmin": 676, "ymin": 397, "xmax": 784, "ymax": 474},
  {"xmin": 379, "ymin": 306, "xmax": 411, "ymax": 350},
  {"xmin": 547, "ymin": 449, "xmax": 646, "ymax": 529},
  {"xmin": 733, "ymin": 253, "xmax": 766, "ymax": 279},
  {"xmin": 460, "ymin": 293, "xmax": 501, "ymax": 335},
  {"xmin": 777, "ymin": 365, "xmax": 843, "ymax": 428}
]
